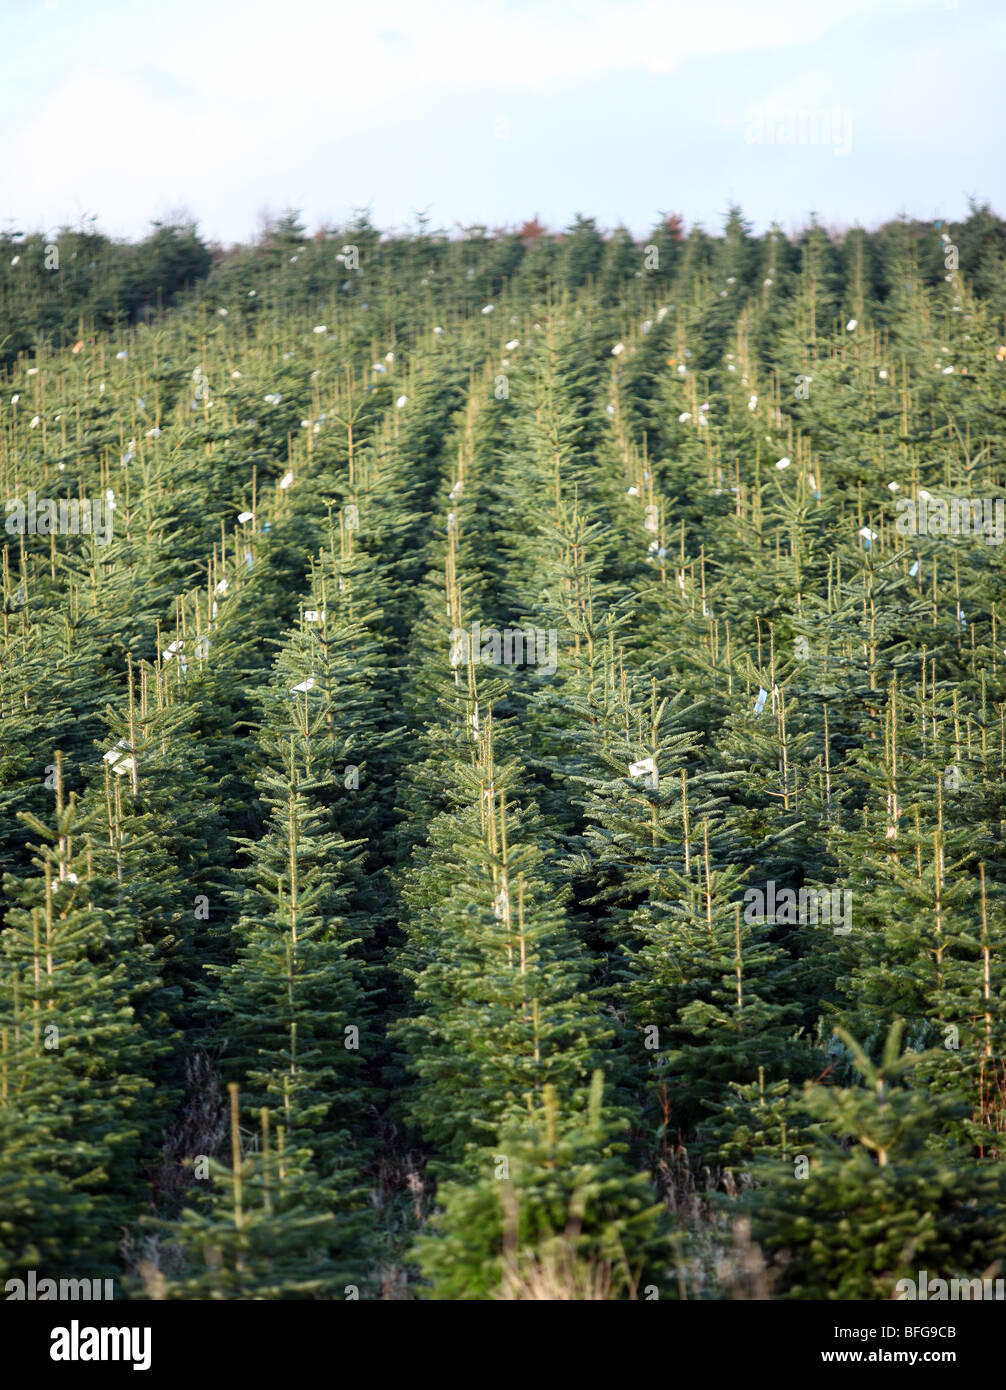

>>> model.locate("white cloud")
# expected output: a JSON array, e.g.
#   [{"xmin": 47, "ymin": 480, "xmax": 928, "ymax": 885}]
[{"xmin": 0, "ymin": 0, "xmax": 996, "ymax": 240}]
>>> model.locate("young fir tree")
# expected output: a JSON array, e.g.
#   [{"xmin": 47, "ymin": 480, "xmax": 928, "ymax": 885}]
[
  {"xmin": 393, "ymin": 691, "xmax": 611, "ymax": 1167},
  {"xmin": 744, "ymin": 1022, "xmax": 1006, "ymax": 1299},
  {"xmin": 0, "ymin": 770, "xmax": 162, "ymax": 1278},
  {"xmin": 150, "ymin": 1085, "xmax": 369, "ymax": 1298},
  {"xmin": 414, "ymin": 1072, "xmax": 670, "ymax": 1300}
]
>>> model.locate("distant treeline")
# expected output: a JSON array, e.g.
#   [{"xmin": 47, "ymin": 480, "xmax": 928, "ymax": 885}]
[
  {"xmin": 0, "ymin": 221, "xmax": 214, "ymax": 369},
  {"xmin": 3, "ymin": 202, "xmax": 1005, "ymax": 375}
]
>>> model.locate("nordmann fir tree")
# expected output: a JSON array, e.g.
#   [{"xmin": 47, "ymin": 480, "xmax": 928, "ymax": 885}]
[{"xmin": 0, "ymin": 759, "xmax": 163, "ymax": 1279}]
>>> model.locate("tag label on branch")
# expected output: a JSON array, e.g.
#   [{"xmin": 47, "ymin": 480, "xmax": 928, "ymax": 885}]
[
  {"xmin": 162, "ymin": 640, "xmax": 187, "ymax": 673},
  {"xmin": 628, "ymin": 757, "xmax": 658, "ymax": 788},
  {"xmin": 103, "ymin": 741, "xmax": 135, "ymax": 775}
]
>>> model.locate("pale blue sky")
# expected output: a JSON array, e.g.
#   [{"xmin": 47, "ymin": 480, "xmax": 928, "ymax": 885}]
[{"xmin": 1, "ymin": 0, "xmax": 1002, "ymax": 243}]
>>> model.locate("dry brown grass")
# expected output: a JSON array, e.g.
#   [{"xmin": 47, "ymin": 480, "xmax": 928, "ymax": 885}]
[{"xmin": 497, "ymin": 1243, "xmax": 624, "ymax": 1300}]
